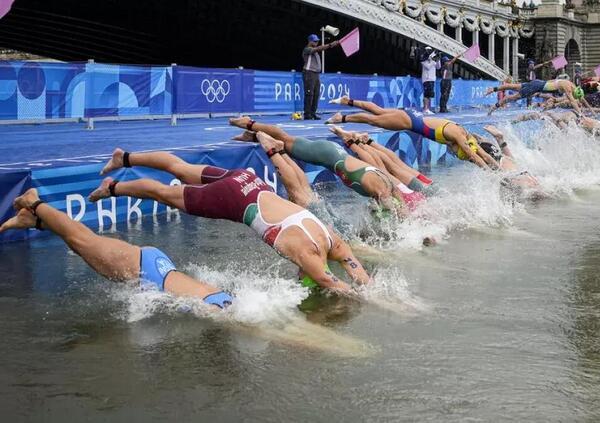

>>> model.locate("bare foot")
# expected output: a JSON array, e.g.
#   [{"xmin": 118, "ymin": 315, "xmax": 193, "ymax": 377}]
[
  {"xmin": 0, "ymin": 209, "xmax": 37, "ymax": 233},
  {"xmin": 483, "ymin": 125, "xmax": 504, "ymax": 140},
  {"xmin": 232, "ymin": 131, "xmax": 258, "ymax": 142},
  {"xmin": 89, "ymin": 177, "xmax": 114, "ymax": 202},
  {"xmin": 356, "ymin": 133, "xmax": 370, "ymax": 144},
  {"xmin": 328, "ymin": 124, "xmax": 348, "ymax": 138},
  {"xmin": 100, "ymin": 148, "xmax": 125, "ymax": 175},
  {"xmin": 256, "ymin": 132, "xmax": 284, "ymax": 152},
  {"xmin": 13, "ymin": 188, "xmax": 40, "ymax": 211},
  {"xmin": 325, "ymin": 112, "xmax": 343, "ymax": 125},
  {"xmin": 229, "ymin": 116, "xmax": 252, "ymax": 129},
  {"xmin": 329, "ymin": 95, "xmax": 350, "ymax": 105}
]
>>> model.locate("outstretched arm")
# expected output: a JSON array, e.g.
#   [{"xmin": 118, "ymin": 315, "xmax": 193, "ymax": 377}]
[
  {"xmin": 328, "ymin": 233, "xmax": 371, "ymax": 285},
  {"xmin": 564, "ymin": 89, "xmax": 582, "ymax": 114}
]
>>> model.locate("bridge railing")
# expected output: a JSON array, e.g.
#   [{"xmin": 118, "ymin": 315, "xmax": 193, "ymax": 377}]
[{"xmin": 0, "ymin": 61, "xmax": 498, "ymax": 123}]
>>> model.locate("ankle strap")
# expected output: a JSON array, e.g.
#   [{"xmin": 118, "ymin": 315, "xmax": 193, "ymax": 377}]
[
  {"xmin": 35, "ymin": 216, "xmax": 44, "ymax": 231},
  {"xmin": 109, "ymin": 180, "xmax": 120, "ymax": 197},
  {"xmin": 266, "ymin": 148, "xmax": 278, "ymax": 158},
  {"xmin": 123, "ymin": 152, "xmax": 132, "ymax": 168},
  {"xmin": 29, "ymin": 200, "xmax": 44, "ymax": 216},
  {"xmin": 246, "ymin": 120, "xmax": 256, "ymax": 131},
  {"xmin": 348, "ymin": 99, "xmax": 354, "ymax": 107}
]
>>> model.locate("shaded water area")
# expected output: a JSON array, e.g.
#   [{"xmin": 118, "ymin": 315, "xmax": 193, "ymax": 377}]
[{"xmin": 1, "ymin": 120, "xmax": 600, "ymax": 421}]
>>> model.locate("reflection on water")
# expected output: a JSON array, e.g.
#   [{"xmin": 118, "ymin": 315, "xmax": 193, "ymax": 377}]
[{"xmin": 566, "ymin": 240, "xmax": 600, "ymax": 419}]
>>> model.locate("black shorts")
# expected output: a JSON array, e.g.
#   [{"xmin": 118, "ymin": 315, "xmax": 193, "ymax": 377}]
[{"xmin": 423, "ymin": 81, "xmax": 435, "ymax": 98}]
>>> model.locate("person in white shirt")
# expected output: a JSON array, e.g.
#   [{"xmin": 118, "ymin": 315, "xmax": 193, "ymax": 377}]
[{"xmin": 420, "ymin": 47, "xmax": 441, "ymax": 115}]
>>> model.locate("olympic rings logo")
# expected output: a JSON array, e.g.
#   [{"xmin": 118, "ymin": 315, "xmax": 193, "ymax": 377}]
[{"xmin": 201, "ymin": 79, "xmax": 231, "ymax": 103}]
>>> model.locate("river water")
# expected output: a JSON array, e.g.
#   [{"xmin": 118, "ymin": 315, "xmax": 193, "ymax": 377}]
[{"xmin": 1, "ymin": 119, "xmax": 599, "ymax": 422}]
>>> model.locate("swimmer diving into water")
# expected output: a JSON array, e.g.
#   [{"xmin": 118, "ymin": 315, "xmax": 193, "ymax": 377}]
[
  {"xmin": 229, "ymin": 116, "xmax": 419, "ymax": 216},
  {"xmin": 0, "ymin": 189, "xmax": 233, "ymax": 309},
  {"xmin": 327, "ymin": 125, "xmax": 428, "ymax": 211},
  {"xmin": 231, "ymin": 129, "xmax": 436, "ymax": 246},
  {"xmin": 93, "ymin": 148, "xmax": 371, "ymax": 294},
  {"xmin": 485, "ymin": 79, "xmax": 585, "ymax": 115},
  {"xmin": 513, "ymin": 110, "xmax": 600, "ymax": 133},
  {"xmin": 476, "ymin": 125, "xmax": 546, "ymax": 198},
  {"xmin": 324, "ymin": 96, "xmax": 499, "ymax": 170}
]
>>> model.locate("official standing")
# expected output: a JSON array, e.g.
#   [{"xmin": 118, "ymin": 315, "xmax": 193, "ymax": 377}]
[
  {"xmin": 439, "ymin": 54, "xmax": 461, "ymax": 113},
  {"xmin": 302, "ymin": 34, "xmax": 340, "ymax": 120}
]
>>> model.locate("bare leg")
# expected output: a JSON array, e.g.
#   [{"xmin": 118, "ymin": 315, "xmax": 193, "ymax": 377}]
[
  {"xmin": 256, "ymin": 132, "xmax": 315, "ymax": 207},
  {"xmin": 229, "ymin": 117, "xmax": 295, "ymax": 145},
  {"xmin": 327, "ymin": 111, "xmax": 410, "ymax": 130},
  {"xmin": 89, "ymin": 177, "xmax": 186, "ymax": 211},
  {"xmin": 101, "ymin": 148, "xmax": 208, "ymax": 185},
  {"xmin": 485, "ymin": 83, "xmax": 522, "ymax": 96},
  {"xmin": 488, "ymin": 93, "xmax": 522, "ymax": 115},
  {"xmin": 330, "ymin": 95, "xmax": 389, "ymax": 115},
  {"xmin": 365, "ymin": 143, "xmax": 419, "ymax": 178},
  {"xmin": 10, "ymin": 190, "xmax": 140, "ymax": 281}
]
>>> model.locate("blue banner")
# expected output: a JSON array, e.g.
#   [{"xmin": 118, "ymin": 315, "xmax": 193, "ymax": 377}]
[
  {"xmin": 85, "ymin": 63, "xmax": 172, "ymax": 118},
  {"xmin": 0, "ymin": 61, "xmax": 87, "ymax": 120},
  {"xmin": 173, "ymin": 67, "xmax": 250, "ymax": 115},
  {"xmin": 0, "ymin": 61, "xmax": 499, "ymax": 120}
]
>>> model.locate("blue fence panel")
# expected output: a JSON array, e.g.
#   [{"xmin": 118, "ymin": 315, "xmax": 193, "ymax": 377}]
[
  {"xmin": 0, "ymin": 61, "xmax": 501, "ymax": 121},
  {"xmin": 252, "ymin": 70, "xmax": 297, "ymax": 113},
  {"xmin": 0, "ymin": 61, "xmax": 86, "ymax": 120},
  {"xmin": 443, "ymin": 79, "xmax": 498, "ymax": 107},
  {"xmin": 173, "ymin": 67, "xmax": 246, "ymax": 115},
  {"xmin": 85, "ymin": 63, "xmax": 172, "ymax": 118}
]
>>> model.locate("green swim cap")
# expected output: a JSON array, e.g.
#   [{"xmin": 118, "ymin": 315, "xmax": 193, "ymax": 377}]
[
  {"xmin": 574, "ymin": 86, "xmax": 584, "ymax": 100},
  {"xmin": 299, "ymin": 264, "xmax": 332, "ymax": 289}
]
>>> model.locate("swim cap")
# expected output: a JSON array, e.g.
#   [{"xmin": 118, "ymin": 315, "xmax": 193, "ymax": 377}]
[
  {"xmin": 308, "ymin": 34, "xmax": 320, "ymax": 42},
  {"xmin": 441, "ymin": 55, "xmax": 450, "ymax": 63},
  {"xmin": 300, "ymin": 264, "xmax": 332, "ymax": 289},
  {"xmin": 527, "ymin": 59, "xmax": 535, "ymax": 65},
  {"xmin": 573, "ymin": 86, "xmax": 584, "ymax": 99},
  {"xmin": 479, "ymin": 141, "xmax": 502, "ymax": 162}
]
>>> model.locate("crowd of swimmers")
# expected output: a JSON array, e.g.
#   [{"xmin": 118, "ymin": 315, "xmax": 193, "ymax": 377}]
[{"xmin": 1, "ymin": 76, "xmax": 599, "ymax": 313}]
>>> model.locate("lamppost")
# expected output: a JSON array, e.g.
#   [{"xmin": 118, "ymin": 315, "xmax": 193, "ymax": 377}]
[{"xmin": 320, "ymin": 25, "xmax": 340, "ymax": 73}]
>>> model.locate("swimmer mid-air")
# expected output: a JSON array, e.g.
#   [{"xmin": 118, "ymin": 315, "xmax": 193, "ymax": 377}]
[
  {"xmin": 324, "ymin": 96, "xmax": 499, "ymax": 170},
  {"xmin": 326, "ymin": 125, "xmax": 427, "ymax": 210},
  {"xmin": 0, "ymin": 189, "xmax": 233, "ymax": 309},
  {"xmin": 485, "ymin": 79, "xmax": 585, "ymax": 115},
  {"xmin": 229, "ymin": 116, "xmax": 428, "ymax": 215},
  {"xmin": 513, "ymin": 110, "xmax": 600, "ymax": 133},
  {"xmin": 476, "ymin": 125, "xmax": 546, "ymax": 198},
  {"xmin": 93, "ymin": 148, "xmax": 371, "ymax": 294},
  {"xmin": 230, "ymin": 128, "xmax": 437, "ymax": 246}
]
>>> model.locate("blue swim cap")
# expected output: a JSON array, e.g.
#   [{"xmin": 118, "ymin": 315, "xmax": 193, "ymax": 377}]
[
  {"xmin": 308, "ymin": 34, "xmax": 320, "ymax": 42},
  {"xmin": 441, "ymin": 55, "xmax": 450, "ymax": 63}
]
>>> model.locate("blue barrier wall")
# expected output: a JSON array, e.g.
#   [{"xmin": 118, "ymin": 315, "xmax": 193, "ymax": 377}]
[
  {"xmin": 0, "ymin": 61, "xmax": 498, "ymax": 121},
  {"xmin": 0, "ymin": 128, "xmax": 454, "ymax": 243}
]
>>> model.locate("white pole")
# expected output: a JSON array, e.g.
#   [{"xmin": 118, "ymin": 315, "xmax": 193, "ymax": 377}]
[{"xmin": 321, "ymin": 27, "xmax": 326, "ymax": 74}]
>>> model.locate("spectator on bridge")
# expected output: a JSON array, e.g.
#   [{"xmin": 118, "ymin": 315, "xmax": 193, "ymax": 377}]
[
  {"xmin": 439, "ymin": 53, "xmax": 461, "ymax": 113},
  {"xmin": 420, "ymin": 47, "xmax": 441, "ymax": 115},
  {"xmin": 302, "ymin": 34, "xmax": 340, "ymax": 120}
]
